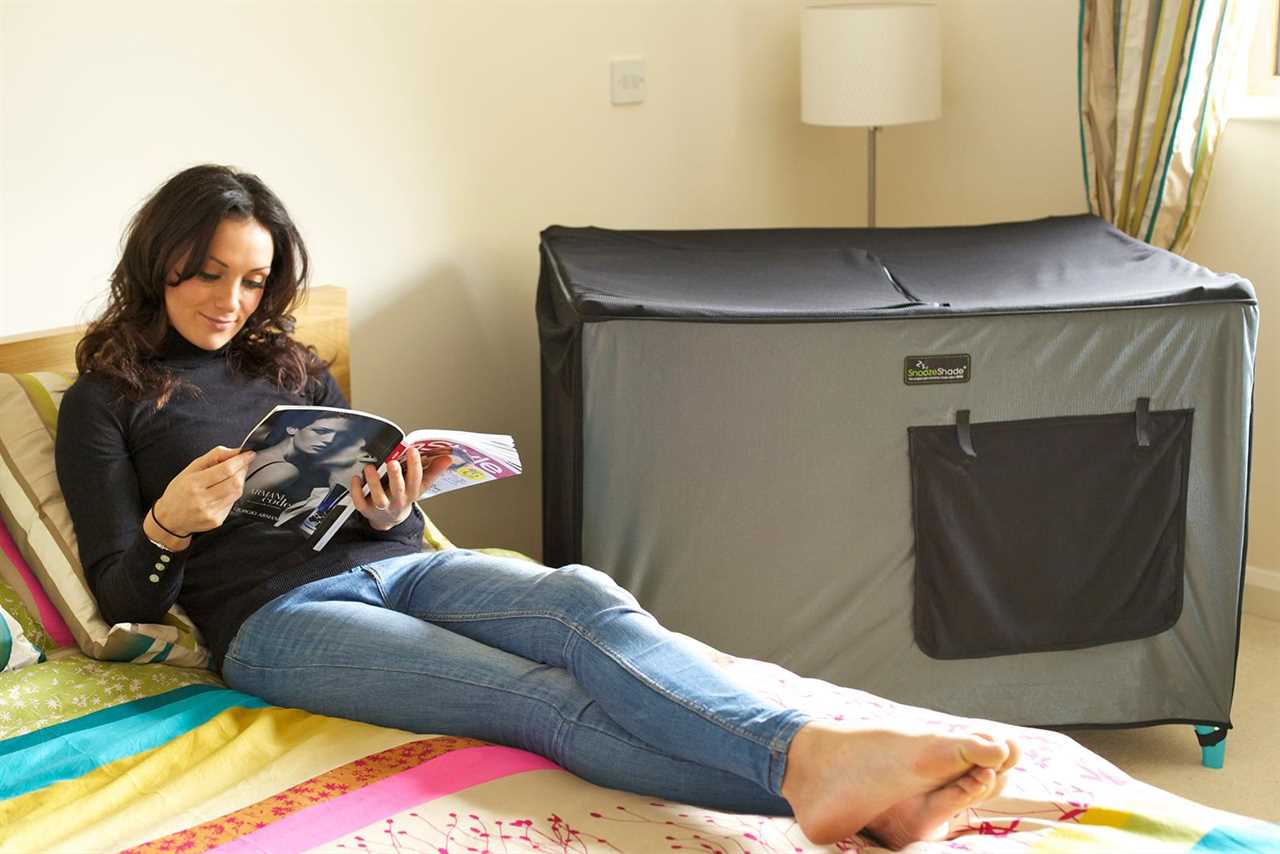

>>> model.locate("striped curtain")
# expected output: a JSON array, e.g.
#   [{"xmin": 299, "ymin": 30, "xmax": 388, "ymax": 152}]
[{"xmin": 1077, "ymin": 0, "xmax": 1256, "ymax": 252}]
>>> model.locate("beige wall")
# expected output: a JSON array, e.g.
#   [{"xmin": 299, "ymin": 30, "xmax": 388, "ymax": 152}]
[
  {"xmin": 2, "ymin": 0, "xmax": 1272, "ymax": 569},
  {"xmin": 1, "ymin": 0, "xmax": 853, "ymax": 556},
  {"xmin": 879, "ymin": 0, "xmax": 1085, "ymax": 226}
]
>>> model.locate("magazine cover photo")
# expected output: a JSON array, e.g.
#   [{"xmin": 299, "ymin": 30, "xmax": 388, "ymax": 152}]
[{"xmin": 233, "ymin": 408, "xmax": 403, "ymax": 538}]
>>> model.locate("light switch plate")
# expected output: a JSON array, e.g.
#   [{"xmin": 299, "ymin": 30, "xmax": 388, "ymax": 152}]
[{"xmin": 611, "ymin": 58, "xmax": 646, "ymax": 105}]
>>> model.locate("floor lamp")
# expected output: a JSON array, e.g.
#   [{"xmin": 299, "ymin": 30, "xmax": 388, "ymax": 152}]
[{"xmin": 801, "ymin": 1, "xmax": 942, "ymax": 227}]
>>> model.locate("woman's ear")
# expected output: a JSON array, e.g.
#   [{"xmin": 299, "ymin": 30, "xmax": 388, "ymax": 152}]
[{"xmin": 286, "ymin": 427, "xmax": 298, "ymax": 437}]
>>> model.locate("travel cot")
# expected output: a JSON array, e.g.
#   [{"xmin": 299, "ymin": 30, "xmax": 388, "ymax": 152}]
[{"xmin": 536, "ymin": 215, "xmax": 1257, "ymax": 758}]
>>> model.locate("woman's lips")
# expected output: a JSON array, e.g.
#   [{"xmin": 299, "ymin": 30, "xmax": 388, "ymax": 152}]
[{"xmin": 202, "ymin": 314, "xmax": 236, "ymax": 329}]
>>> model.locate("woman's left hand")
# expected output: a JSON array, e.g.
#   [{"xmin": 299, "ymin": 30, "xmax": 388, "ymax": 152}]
[{"xmin": 351, "ymin": 446, "xmax": 452, "ymax": 531}]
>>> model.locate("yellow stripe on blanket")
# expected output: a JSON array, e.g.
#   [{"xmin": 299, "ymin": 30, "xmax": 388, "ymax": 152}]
[
  {"xmin": 129, "ymin": 734, "xmax": 489, "ymax": 853},
  {"xmin": 0, "ymin": 706, "xmax": 423, "ymax": 854},
  {"xmin": 1032, "ymin": 805, "xmax": 1209, "ymax": 853}
]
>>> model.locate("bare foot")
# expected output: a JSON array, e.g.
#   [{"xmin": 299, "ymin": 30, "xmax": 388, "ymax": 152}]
[
  {"xmin": 779, "ymin": 722, "xmax": 1017, "ymax": 846},
  {"xmin": 866, "ymin": 765, "xmax": 1010, "ymax": 849}
]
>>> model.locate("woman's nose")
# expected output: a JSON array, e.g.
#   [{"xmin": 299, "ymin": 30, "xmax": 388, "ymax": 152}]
[{"xmin": 213, "ymin": 279, "xmax": 246, "ymax": 309}]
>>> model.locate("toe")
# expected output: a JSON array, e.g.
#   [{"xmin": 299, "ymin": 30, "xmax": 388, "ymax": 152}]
[
  {"xmin": 960, "ymin": 734, "xmax": 1009, "ymax": 770},
  {"xmin": 971, "ymin": 767, "xmax": 997, "ymax": 788},
  {"xmin": 998, "ymin": 738, "xmax": 1022, "ymax": 773},
  {"xmin": 986, "ymin": 769, "xmax": 1010, "ymax": 801},
  {"xmin": 957, "ymin": 767, "xmax": 997, "ymax": 800}
]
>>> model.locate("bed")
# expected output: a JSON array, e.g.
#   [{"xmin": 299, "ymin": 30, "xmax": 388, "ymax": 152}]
[{"xmin": 1, "ymin": 286, "xmax": 1275, "ymax": 854}]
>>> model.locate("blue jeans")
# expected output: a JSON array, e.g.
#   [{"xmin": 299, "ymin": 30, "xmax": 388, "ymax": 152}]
[{"xmin": 222, "ymin": 550, "xmax": 809, "ymax": 814}]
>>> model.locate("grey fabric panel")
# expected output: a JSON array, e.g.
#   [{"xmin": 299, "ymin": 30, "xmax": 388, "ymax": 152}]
[{"xmin": 579, "ymin": 303, "xmax": 1256, "ymax": 727}]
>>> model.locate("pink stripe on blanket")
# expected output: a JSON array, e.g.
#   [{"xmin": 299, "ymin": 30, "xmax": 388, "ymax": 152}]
[
  {"xmin": 209, "ymin": 745, "xmax": 560, "ymax": 854},
  {"xmin": 0, "ymin": 520, "xmax": 75, "ymax": 647}
]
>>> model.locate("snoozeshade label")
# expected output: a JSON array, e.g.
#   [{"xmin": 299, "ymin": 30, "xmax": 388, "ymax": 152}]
[{"xmin": 904, "ymin": 354, "xmax": 971, "ymax": 385}]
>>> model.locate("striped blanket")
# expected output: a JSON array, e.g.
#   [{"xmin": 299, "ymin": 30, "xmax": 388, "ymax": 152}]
[{"xmin": 1, "ymin": 649, "xmax": 1275, "ymax": 853}]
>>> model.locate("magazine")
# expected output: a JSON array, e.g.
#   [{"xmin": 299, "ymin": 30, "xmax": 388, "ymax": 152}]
[{"xmin": 230, "ymin": 405, "xmax": 521, "ymax": 551}]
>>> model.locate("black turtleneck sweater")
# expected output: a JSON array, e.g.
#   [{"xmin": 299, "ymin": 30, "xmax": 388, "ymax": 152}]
[{"xmin": 54, "ymin": 331, "xmax": 425, "ymax": 671}]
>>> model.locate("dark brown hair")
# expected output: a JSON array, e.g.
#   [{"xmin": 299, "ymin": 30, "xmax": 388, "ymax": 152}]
[{"xmin": 76, "ymin": 164, "xmax": 327, "ymax": 404}]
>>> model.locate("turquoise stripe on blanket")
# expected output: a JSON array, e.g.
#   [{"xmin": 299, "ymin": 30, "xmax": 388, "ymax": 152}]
[
  {"xmin": 0, "ymin": 684, "xmax": 221, "ymax": 757},
  {"xmin": 1192, "ymin": 822, "xmax": 1280, "ymax": 851},
  {"xmin": 0, "ymin": 684, "xmax": 269, "ymax": 800}
]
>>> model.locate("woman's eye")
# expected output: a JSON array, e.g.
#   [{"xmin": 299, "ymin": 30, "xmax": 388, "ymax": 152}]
[{"xmin": 195, "ymin": 272, "xmax": 264, "ymax": 288}]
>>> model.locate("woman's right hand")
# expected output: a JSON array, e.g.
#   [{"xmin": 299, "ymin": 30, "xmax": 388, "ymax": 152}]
[{"xmin": 151, "ymin": 446, "xmax": 257, "ymax": 538}]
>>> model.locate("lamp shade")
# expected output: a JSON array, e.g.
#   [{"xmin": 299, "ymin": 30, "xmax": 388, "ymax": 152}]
[{"xmin": 802, "ymin": 2, "xmax": 941, "ymax": 127}]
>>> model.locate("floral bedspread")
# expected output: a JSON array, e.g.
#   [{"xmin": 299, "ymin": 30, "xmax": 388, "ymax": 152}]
[{"xmin": 0, "ymin": 649, "xmax": 1275, "ymax": 853}]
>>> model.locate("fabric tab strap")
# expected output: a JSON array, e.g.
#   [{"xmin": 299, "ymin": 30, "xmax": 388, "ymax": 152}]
[
  {"xmin": 956, "ymin": 410, "xmax": 977, "ymax": 458},
  {"xmin": 1136, "ymin": 397, "xmax": 1152, "ymax": 447},
  {"xmin": 1195, "ymin": 725, "xmax": 1228, "ymax": 748}
]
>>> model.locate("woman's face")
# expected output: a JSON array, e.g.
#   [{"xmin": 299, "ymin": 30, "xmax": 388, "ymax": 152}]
[
  {"xmin": 289, "ymin": 417, "xmax": 349, "ymax": 455},
  {"xmin": 164, "ymin": 217, "xmax": 273, "ymax": 351}
]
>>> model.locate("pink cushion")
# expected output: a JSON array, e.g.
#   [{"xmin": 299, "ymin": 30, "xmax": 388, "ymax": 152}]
[{"xmin": 0, "ymin": 518, "xmax": 75, "ymax": 648}]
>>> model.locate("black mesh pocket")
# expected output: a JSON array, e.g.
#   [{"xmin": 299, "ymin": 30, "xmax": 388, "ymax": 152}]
[{"xmin": 907, "ymin": 403, "xmax": 1192, "ymax": 659}]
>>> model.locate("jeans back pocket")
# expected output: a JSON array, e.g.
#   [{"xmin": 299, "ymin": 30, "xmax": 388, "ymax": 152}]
[{"xmin": 907, "ymin": 401, "xmax": 1193, "ymax": 659}]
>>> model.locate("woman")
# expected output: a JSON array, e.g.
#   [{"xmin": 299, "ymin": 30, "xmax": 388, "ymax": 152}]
[{"xmin": 55, "ymin": 164, "xmax": 1019, "ymax": 850}]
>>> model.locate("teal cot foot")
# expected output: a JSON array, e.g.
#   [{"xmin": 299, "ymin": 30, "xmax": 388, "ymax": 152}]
[{"xmin": 1195, "ymin": 725, "xmax": 1227, "ymax": 769}]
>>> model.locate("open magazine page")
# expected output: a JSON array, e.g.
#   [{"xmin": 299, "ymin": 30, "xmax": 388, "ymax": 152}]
[
  {"xmin": 230, "ymin": 406, "xmax": 404, "ymax": 543},
  {"xmin": 310, "ymin": 429, "xmax": 523, "ymax": 551},
  {"xmin": 393, "ymin": 429, "xmax": 522, "ymax": 498}
]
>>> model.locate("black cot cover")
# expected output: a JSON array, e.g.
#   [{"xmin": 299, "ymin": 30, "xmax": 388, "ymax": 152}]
[{"xmin": 538, "ymin": 214, "xmax": 1253, "ymax": 321}]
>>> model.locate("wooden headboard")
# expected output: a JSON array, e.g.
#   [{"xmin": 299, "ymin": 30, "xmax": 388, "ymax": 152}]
[{"xmin": 0, "ymin": 285, "xmax": 351, "ymax": 400}]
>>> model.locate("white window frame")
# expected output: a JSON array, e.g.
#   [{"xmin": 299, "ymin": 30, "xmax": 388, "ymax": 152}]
[{"xmin": 1232, "ymin": 0, "xmax": 1280, "ymax": 120}]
